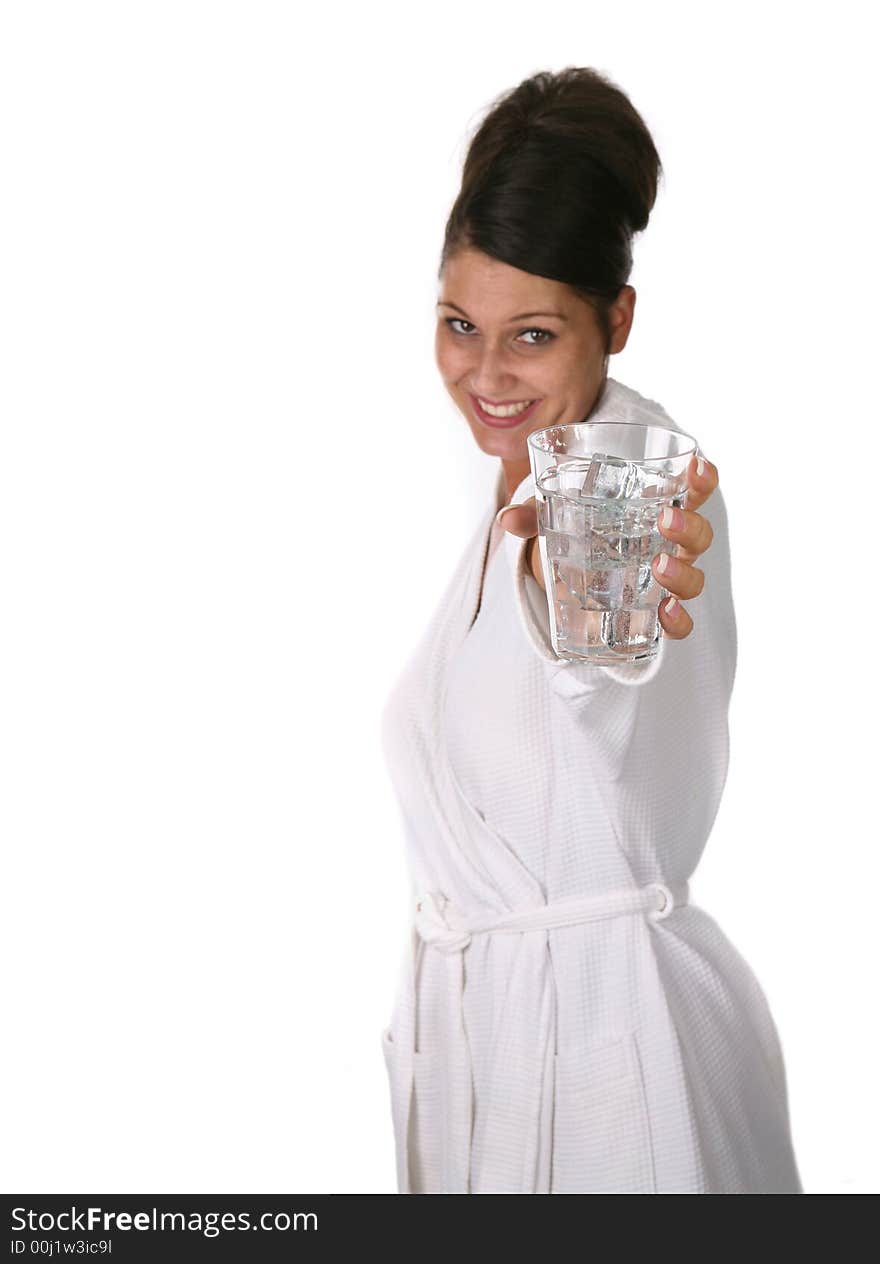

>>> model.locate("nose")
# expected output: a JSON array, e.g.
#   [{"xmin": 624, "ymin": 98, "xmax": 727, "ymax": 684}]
[{"xmin": 468, "ymin": 340, "xmax": 521, "ymax": 398}]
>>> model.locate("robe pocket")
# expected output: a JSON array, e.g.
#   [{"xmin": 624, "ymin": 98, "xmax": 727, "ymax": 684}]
[
  {"xmin": 381, "ymin": 1029, "xmax": 466, "ymax": 1193},
  {"xmin": 380, "ymin": 1026, "xmax": 414, "ymax": 1193},
  {"xmin": 402, "ymin": 1042, "xmax": 471, "ymax": 1194},
  {"xmin": 551, "ymin": 1031, "xmax": 656, "ymax": 1193}
]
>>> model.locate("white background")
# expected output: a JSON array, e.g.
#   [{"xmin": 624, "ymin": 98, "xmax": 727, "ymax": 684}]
[{"xmin": 1, "ymin": 1, "xmax": 876, "ymax": 1194}]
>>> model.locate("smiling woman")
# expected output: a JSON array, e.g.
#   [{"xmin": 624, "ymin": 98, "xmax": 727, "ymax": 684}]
[{"xmin": 378, "ymin": 65, "xmax": 804, "ymax": 1195}]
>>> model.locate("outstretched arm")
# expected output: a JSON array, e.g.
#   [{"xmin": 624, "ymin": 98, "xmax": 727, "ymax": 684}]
[{"xmin": 498, "ymin": 454, "xmax": 722, "ymax": 691}]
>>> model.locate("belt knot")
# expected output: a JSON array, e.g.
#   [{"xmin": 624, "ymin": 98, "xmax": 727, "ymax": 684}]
[{"xmin": 413, "ymin": 891, "xmax": 473, "ymax": 953}]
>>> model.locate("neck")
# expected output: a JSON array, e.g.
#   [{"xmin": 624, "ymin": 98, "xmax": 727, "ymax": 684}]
[{"xmin": 501, "ymin": 458, "xmax": 530, "ymax": 503}]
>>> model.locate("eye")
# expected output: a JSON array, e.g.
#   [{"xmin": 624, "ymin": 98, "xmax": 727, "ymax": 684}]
[
  {"xmin": 445, "ymin": 317, "xmax": 475, "ymax": 335},
  {"xmin": 443, "ymin": 318, "xmax": 555, "ymax": 347}
]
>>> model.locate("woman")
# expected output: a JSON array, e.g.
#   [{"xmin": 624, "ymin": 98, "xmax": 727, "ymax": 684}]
[{"xmin": 379, "ymin": 66, "xmax": 802, "ymax": 1194}]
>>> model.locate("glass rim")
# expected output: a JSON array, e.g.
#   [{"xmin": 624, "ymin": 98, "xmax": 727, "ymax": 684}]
[{"xmin": 527, "ymin": 418, "xmax": 698, "ymax": 462}]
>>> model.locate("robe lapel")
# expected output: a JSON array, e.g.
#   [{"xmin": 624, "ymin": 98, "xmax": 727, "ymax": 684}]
[
  {"xmin": 386, "ymin": 465, "xmax": 554, "ymax": 1193},
  {"xmin": 431, "ymin": 467, "xmax": 546, "ymax": 916}
]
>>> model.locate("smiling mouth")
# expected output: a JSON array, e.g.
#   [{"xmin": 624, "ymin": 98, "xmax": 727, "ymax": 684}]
[
  {"xmin": 469, "ymin": 394, "xmax": 541, "ymax": 429},
  {"xmin": 473, "ymin": 395, "xmax": 535, "ymax": 416}
]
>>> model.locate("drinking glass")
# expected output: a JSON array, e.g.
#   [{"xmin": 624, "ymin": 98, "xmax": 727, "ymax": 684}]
[{"xmin": 527, "ymin": 420, "xmax": 699, "ymax": 665}]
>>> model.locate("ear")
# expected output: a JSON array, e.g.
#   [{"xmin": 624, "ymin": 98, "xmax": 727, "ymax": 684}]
[{"xmin": 609, "ymin": 285, "xmax": 636, "ymax": 355}]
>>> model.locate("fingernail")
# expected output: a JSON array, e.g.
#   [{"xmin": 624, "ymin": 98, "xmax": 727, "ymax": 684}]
[
  {"xmin": 666, "ymin": 596, "xmax": 678, "ymax": 615},
  {"xmin": 659, "ymin": 506, "xmax": 683, "ymax": 531},
  {"xmin": 696, "ymin": 456, "xmax": 706, "ymax": 477},
  {"xmin": 495, "ymin": 505, "xmax": 513, "ymax": 524},
  {"xmin": 655, "ymin": 551, "xmax": 672, "ymax": 575}
]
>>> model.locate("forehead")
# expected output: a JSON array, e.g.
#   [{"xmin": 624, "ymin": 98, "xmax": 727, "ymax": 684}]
[{"xmin": 439, "ymin": 248, "xmax": 571, "ymax": 313}]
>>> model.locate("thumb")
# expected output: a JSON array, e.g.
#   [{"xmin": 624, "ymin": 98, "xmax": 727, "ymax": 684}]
[{"xmin": 496, "ymin": 496, "xmax": 538, "ymax": 538}]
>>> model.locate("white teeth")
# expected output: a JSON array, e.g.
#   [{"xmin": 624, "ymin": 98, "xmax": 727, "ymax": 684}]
[{"xmin": 477, "ymin": 397, "xmax": 534, "ymax": 418}]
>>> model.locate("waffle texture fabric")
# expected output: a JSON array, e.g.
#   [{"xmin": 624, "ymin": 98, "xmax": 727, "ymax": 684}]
[{"xmin": 379, "ymin": 376, "xmax": 803, "ymax": 1194}]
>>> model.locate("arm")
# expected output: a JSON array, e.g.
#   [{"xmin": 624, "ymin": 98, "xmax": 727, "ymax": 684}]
[{"xmin": 500, "ymin": 467, "xmax": 737, "ymax": 792}]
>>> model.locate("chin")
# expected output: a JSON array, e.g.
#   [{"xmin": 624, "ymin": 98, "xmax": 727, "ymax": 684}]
[{"xmin": 467, "ymin": 419, "xmax": 527, "ymax": 457}]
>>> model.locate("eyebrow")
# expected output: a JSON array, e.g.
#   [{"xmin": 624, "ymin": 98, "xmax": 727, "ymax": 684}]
[{"xmin": 437, "ymin": 300, "xmax": 569, "ymax": 323}]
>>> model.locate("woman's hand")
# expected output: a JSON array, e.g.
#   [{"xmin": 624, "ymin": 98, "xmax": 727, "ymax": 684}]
[{"xmin": 496, "ymin": 453, "xmax": 719, "ymax": 640}]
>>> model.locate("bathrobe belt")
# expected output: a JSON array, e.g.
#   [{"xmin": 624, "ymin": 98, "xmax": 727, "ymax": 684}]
[
  {"xmin": 414, "ymin": 880, "xmax": 689, "ymax": 951},
  {"xmin": 406, "ymin": 880, "xmax": 689, "ymax": 1192}
]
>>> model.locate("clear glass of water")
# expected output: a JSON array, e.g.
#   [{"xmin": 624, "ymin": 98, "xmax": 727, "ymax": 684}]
[{"xmin": 527, "ymin": 420, "xmax": 699, "ymax": 665}]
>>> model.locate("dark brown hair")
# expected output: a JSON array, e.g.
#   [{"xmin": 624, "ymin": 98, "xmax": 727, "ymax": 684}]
[{"xmin": 439, "ymin": 67, "xmax": 663, "ymax": 361}]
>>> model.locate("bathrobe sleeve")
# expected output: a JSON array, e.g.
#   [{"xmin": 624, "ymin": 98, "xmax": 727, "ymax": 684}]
[{"xmin": 502, "ymin": 471, "xmax": 737, "ymax": 792}]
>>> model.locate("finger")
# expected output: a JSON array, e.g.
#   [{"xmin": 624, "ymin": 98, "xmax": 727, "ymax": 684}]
[
  {"xmin": 682, "ymin": 452, "xmax": 719, "ymax": 515},
  {"xmin": 656, "ymin": 503, "xmax": 714, "ymax": 566},
  {"xmin": 658, "ymin": 595, "xmax": 693, "ymax": 639},
  {"xmin": 496, "ymin": 496, "xmax": 538, "ymax": 539},
  {"xmin": 652, "ymin": 551, "xmax": 704, "ymax": 601}
]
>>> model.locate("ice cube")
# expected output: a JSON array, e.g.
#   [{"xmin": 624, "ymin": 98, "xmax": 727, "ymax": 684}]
[
  {"xmin": 579, "ymin": 453, "xmax": 642, "ymax": 500},
  {"xmin": 579, "ymin": 454, "xmax": 606, "ymax": 497},
  {"xmin": 580, "ymin": 455, "xmax": 674, "ymax": 501}
]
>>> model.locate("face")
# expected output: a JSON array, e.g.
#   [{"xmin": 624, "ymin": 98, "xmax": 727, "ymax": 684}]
[{"xmin": 435, "ymin": 247, "xmax": 636, "ymax": 495}]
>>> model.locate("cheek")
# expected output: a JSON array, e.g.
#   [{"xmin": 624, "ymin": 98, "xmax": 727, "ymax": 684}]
[
  {"xmin": 541, "ymin": 357, "xmax": 591, "ymax": 403},
  {"xmin": 435, "ymin": 338, "xmax": 469, "ymax": 384}
]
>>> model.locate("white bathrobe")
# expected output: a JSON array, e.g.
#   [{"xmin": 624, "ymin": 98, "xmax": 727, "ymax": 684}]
[{"xmin": 379, "ymin": 376, "xmax": 803, "ymax": 1194}]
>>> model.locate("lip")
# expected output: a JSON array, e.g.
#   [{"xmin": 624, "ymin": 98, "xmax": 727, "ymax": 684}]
[{"xmin": 468, "ymin": 393, "xmax": 542, "ymax": 430}]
